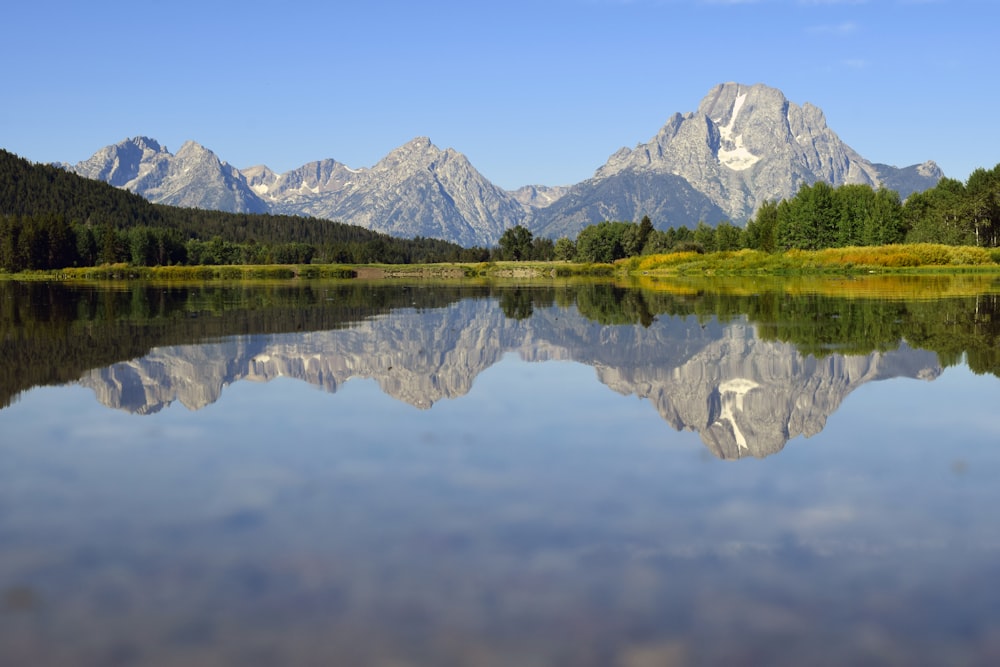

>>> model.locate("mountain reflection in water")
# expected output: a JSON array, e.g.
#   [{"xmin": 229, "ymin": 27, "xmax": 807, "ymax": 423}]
[
  {"xmin": 76, "ymin": 297, "xmax": 942, "ymax": 459},
  {"xmin": 2, "ymin": 278, "xmax": 1000, "ymax": 666}
]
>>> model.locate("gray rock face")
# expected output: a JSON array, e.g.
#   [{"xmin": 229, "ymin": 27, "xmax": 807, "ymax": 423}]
[
  {"xmin": 242, "ymin": 159, "xmax": 357, "ymax": 200},
  {"xmin": 66, "ymin": 84, "xmax": 942, "ymax": 245},
  {"xmin": 261, "ymin": 137, "xmax": 526, "ymax": 246},
  {"xmin": 70, "ymin": 137, "xmax": 269, "ymax": 214},
  {"xmin": 70, "ymin": 135, "xmax": 167, "ymax": 187},
  {"xmin": 872, "ymin": 160, "xmax": 945, "ymax": 199},
  {"xmin": 70, "ymin": 136, "xmax": 524, "ymax": 246},
  {"xmin": 530, "ymin": 82, "xmax": 942, "ymax": 238},
  {"xmin": 529, "ymin": 170, "xmax": 730, "ymax": 240},
  {"xmin": 509, "ymin": 184, "xmax": 572, "ymax": 209},
  {"xmin": 77, "ymin": 300, "xmax": 941, "ymax": 459}
]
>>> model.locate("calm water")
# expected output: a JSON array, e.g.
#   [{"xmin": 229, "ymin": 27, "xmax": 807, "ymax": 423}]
[{"xmin": 2, "ymin": 278, "xmax": 999, "ymax": 666}]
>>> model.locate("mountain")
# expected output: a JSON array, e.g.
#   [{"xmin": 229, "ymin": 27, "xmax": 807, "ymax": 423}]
[
  {"xmin": 68, "ymin": 136, "xmax": 525, "ymax": 247},
  {"xmin": 69, "ymin": 137, "xmax": 269, "ymax": 214},
  {"xmin": 242, "ymin": 159, "xmax": 356, "ymax": 201},
  {"xmin": 258, "ymin": 137, "xmax": 527, "ymax": 247},
  {"xmin": 64, "ymin": 83, "xmax": 942, "ymax": 246},
  {"xmin": 530, "ymin": 82, "xmax": 943, "ymax": 239},
  {"xmin": 526, "ymin": 171, "xmax": 729, "ymax": 241},
  {"xmin": 872, "ymin": 160, "xmax": 943, "ymax": 197},
  {"xmin": 508, "ymin": 184, "xmax": 572, "ymax": 209}
]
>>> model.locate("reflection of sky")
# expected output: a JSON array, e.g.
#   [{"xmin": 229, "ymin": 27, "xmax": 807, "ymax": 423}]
[{"xmin": 2, "ymin": 354, "xmax": 999, "ymax": 664}]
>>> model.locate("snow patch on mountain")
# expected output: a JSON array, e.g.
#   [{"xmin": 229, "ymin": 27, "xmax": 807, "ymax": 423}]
[{"xmin": 714, "ymin": 92, "xmax": 760, "ymax": 171}]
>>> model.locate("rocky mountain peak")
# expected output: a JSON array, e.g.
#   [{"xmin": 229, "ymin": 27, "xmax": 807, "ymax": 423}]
[
  {"xmin": 175, "ymin": 140, "xmax": 215, "ymax": 160},
  {"xmin": 917, "ymin": 160, "xmax": 944, "ymax": 178},
  {"xmin": 374, "ymin": 136, "xmax": 443, "ymax": 173},
  {"xmin": 244, "ymin": 159, "xmax": 357, "ymax": 201},
  {"xmin": 129, "ymin": 136, "xmax": 164, "ymax": 153},
  {"xmin": 72, "ymin": 135, "xmax": 169, "ymax": 187},
  {"xmin": 65, "ymin": 83, "xmax": 943, "ymax": 245},
  {"xmin": 69, "ymin": 138, "xmax": 268, "ymax": 214},
  {"xmin": 550, "ymin": 81, "xmax": 927, "ymax": 234}
]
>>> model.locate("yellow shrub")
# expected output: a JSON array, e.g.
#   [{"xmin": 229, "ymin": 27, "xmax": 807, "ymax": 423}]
[{"xmin": 946, "ymin": 246, "xmax": 992, "ymax": 265}]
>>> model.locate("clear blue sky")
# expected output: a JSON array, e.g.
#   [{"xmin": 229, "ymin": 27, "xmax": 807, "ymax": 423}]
[{"xmin": 2, "ymin": 0, "xmax": 995, "ymax": 190}]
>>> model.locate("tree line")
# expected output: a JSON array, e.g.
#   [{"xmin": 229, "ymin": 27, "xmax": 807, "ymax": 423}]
[{"xmin": 500, "ymin": 163, "xmax": 1000, "ymax": 263}]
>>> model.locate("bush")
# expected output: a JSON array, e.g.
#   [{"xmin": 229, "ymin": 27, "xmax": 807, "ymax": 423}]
[
  {"xmin": 908, "ymin": 244, "xmax": 952, "ymax": 265},
  {"xmin": 947, "ymin": 246, "xmax": 993, "ymax": 265}
]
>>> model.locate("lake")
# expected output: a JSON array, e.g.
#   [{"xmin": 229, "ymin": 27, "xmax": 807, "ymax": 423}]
[{"xmin": 2, "ymin": 277, "xmax": 999, "ymax": 666}]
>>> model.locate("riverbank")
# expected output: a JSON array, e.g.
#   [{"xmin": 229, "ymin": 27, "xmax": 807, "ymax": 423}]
[
  {"xmin": 627, "ymin": 243, "xmax": 1000, "ymax": 276},
  {"xmin": 2, "ymin": 244, "xmax": 999, "ymax": 283},
  {"xmin": 0, "ymin": 260, "xmax": 616, "ymax": 282}
]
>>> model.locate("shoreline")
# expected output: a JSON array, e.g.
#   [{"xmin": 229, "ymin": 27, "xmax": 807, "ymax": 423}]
[{"xmin": 2, "ymin": 244, "xmax": 1000, "ymax": 283}]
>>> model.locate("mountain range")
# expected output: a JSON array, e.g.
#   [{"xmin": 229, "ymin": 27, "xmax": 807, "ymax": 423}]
[{"xmin": 64, "ymin": 82, "xmax": 943, "ymax": 247}]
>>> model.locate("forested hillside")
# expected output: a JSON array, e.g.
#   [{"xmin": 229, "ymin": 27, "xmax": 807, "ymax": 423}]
[{"xmin": 0, "ymin": 149, "xmax": 488, "ymax": 271}]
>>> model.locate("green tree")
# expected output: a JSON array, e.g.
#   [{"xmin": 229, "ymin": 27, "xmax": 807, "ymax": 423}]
[
  {"xmin": 530, "ymin": 236, "xmax": 555, "ymax": 261},
  {"xmin": 575, "ymin": 221, "xmax": 630, "ymax": 263},
  {"xmin": 643, "ymin": 229, "xmax": 672, "ymax": 254},
  {"xmin": 96, "ymin": 222, "xmax": 124, "ymax": 265},
  {"xmin": 834, "ymin": 184, "xmax": 874, "ymax": 247},
  {"xmin": 75, "ymin": 225, "xmax": 98, "ymax": 267},
  {"xmin": 693, "ymin": 221, "xmax": 717, "ymax": 253},
  {"xmin": 554, "ymin": 237, "xmax": 576, "ymax": 261},
  {"xmin": 866, "ymin": 188, "xmax": 904, "ymax": 246},
  {"xmin": 964, "ymin": 165, "xmax": 1000, "ymax": 247},
  {"xmin": 499, "ymin": 225, "xmax": 533, "ymax": 261},
  {"xmin": 129, "ymin": 227, "xmax": 156, "ymax": 266},
  {"xmin": 776, "ymin": 185, "xmax": 820, "ymax": 250},
  {"xmin": 744, "ymin": 200, "xmax": 779, "ymax": 252},
  {"xmin": 714, "ymin": 220, "xmax": 743, "ymax": 251},
  {"xmin": 621, "ymin": 215, "xmax": 654, "ymax": 256},
  {"xmin": 904, "ymin": 178, "xmax": 972, "ymax": 245}
]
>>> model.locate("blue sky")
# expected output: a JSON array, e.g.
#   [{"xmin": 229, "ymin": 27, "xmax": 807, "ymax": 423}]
[{"xmin": 2, "ymin": 0, "xmax": 995, "ymax": 190}]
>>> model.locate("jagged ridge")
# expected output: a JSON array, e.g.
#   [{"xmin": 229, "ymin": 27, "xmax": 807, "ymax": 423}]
[{"xmin": 64, "ymin": 83, "xmax": 943, "ymax": 246}]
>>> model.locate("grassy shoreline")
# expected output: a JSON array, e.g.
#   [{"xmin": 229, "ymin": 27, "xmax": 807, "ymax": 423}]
[
  {"xmin": 2, "ymin": 244, "xmax": 1000, "ymax": 283},
  {"xmin": 0, "ymin": 260, "xmax": 617, "ymax": 282},
  {"xmin": 627, "ymin": 243, "xmax": 1000, "ymax": 276}
]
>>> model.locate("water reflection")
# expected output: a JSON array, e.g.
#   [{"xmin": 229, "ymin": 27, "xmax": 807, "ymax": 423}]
[
  {"xmin": 3, "ymin": 278, "xmax": 999, "ymax": 456},
  {"xmin": 2, "ymin": 278, "xmax": 1000, "ymax": 665},
  {"xmin": 73, "ymin": 294, "xmax": 943, "ymax": 458}
]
